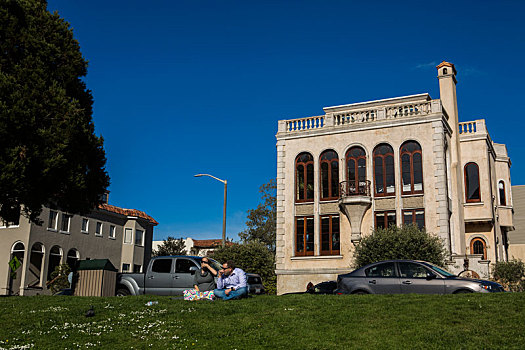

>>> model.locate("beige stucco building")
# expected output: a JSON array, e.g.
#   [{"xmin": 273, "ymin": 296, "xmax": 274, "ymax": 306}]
[
  {"xmin": 275, "ymin": 61, "xmax": 515, "ymax": 294},
  {"xmin": 509, "ymin": 185, "xmax": 525, "ymax": 261},
  {"xmin": 1, "ymin": 200, "xmax": 157, "ymax": 296}
]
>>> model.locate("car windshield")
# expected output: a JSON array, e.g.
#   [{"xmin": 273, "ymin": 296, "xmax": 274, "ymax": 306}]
[{"xmin": 427, "ymin": 263, "xmax": 456, "ymax": 277}]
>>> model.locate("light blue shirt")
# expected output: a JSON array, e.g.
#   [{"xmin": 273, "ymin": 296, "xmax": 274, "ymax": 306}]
[{"xmin": 217, "ymin": 268, "xmax": 247, "ymax": 290}]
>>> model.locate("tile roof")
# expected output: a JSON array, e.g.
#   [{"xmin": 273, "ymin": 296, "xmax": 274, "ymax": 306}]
[
  {"xmin": 193, "ymin": 239, "xmax": 234, "ymax": 248},
  {"xmin": 98, "ymin": 203, "xmax": 158, "ymax": 226}
]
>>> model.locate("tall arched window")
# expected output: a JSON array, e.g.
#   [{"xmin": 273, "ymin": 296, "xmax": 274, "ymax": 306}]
[
  {"xmin": 470, "ymin": 238, "xmax": 487, "ymax": 260},
  {"xmin": 10, "ymin": 242, "xmax": 25, "ymax": 295},
  {"xmin": 296, "ymin": 153, "xmax": 314, "ymax": 202},
  {"xmin": 66, "ymin": 249, "xmax": 80, "ymax": 270},
  {"xmin": 499, "ymin": 181, "xmax": 506, "ymax": 206},
  {"xmin": 464, "ymin": 162, "xmax": 481, "ymax": 202},
  {"xmin": 29, "ymin": 243, "xmax": 45, "ymax": 288},
  {"xmin": 320, "ymin": 150, "xmax": 339, "ymax": 200},
  {"xmin": 346, "ymin": 146, "xmax": 366, "ymax": 193},
  {"xmin": 47, "ymin": 246, "xmax": 62, "ymax": 281},
  {"xmin": 374, "ymin": 144, "xmax": 395, "ymax": 196},
  {"xmin": 400, "ymin": 141, "xmax": 423, "ymax": 194}
]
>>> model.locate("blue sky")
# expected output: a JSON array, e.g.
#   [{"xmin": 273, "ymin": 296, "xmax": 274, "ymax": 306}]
[{"xmin": 47, "ymin": 0, "xmax": 525, "ymax": 241}]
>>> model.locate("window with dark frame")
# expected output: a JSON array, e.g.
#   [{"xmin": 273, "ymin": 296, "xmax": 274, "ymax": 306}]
[
  {"xmin": 346, "ymin": 146, "xmax": 367, "ymax": 193},
  {"xmin": 498, "ymin": 181, "xmax": 506, "ymax": 206},
  {"xmin": 320, "ymin": 214, "xmax": 340, "ymax": 255},
  {"xmin": 296, "ymin": 153, "xmax": 314, "ymax": 202},
  {"xmin": 400, "ymin": 141, "xmax": 423, "ymax": 194},
  {"xmin": 320, "ymin": 150, "xmax": 339, "ymax": 200},
  {"xmin": 295, "ymin": 216, "xmax": 314, "ymax": 256},
  {"xmin": 375, "ymin": 211, "xmax": 396, "ymax": 229},
  {"xmin": 402, "ymin": 209, "xmax": 425, "ymax": 229},
  {"xmin": 470, "ymin": 238, "xmax": 487, "ymax": 260},
  {"xmin": 464, "ymin": 162, "xmax": 481, "ymax": 202},
  {"xmin": 374, "ymin": 144, "xmax": 395, "ymax": 196}
]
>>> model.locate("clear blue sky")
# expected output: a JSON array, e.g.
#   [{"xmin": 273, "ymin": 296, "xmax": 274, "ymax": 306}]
[{"xmin": 47, "ymin": 0, "xmax": 525, "ymax": 241}]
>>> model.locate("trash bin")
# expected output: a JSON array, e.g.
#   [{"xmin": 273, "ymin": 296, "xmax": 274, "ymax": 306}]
[{"xmin": 74, "ymin": 259, "xmax": 117, "ymax": 296}]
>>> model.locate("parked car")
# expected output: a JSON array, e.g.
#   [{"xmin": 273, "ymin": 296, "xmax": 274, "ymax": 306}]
[
  {"xmin": 116, "ymin": 256, "xmax": 222, "ymax": 296},
  {"xmin": 246, "ymin": 273, "xmax": 265, "ymax": 294},
  {"xmin": 335, "ymin": 260, "xmax": 505, "ymax": 295}
]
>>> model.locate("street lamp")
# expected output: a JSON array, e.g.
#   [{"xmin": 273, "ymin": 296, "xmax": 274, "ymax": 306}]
[{"xmin": 194, "ymin": 174, "xmax": 227, "ymax": 247}]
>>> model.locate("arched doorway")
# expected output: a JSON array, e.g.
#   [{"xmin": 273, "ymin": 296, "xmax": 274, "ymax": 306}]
[
  {"xmin": 28, "ymin": 243, "xmax": 45, "ymax": 288},
  {"xmin": 47, "ymin": 246, "xmax": 63, "ymax": 281},
  {"xmin": 9, "ymin": 242, "xmax": 25, "ymax": 295}
]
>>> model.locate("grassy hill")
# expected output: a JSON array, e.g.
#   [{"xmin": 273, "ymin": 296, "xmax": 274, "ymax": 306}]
[{"xmin": 0, "ymin": 293, "xmax": 524, "ymax": 349}]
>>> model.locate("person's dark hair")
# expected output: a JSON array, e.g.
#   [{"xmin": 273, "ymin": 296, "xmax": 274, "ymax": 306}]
[{"xmin": 226, "ymin": 260, "xmax": 236, "ymax": 270}]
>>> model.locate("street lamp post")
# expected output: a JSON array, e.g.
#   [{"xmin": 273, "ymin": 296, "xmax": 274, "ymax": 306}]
[{"xmin": 194, "ymin": 174, "xmax": 227, "ymax": 247}]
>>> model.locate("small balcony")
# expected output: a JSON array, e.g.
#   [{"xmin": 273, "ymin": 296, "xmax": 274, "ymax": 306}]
[{"xmin": 338, "ymin": 180, "xmax": 372, "ymax": 243}]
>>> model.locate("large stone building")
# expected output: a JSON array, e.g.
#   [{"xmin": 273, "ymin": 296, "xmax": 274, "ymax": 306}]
[
  {"xmin": 1, "ymin": 198, "xmax": 157, "ymax": 296},
  {"xmin": 275, "ymin": 61, "xmax": 515, "ymax": 294}
]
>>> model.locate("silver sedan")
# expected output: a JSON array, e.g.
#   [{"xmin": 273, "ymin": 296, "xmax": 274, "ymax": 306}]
[{"xmin": 335, "ymin": 260, "xmax": 505, "ymax": 294}]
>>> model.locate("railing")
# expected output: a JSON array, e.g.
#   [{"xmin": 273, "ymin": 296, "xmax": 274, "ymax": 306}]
[
  {"xmin": 334, "ymin": 110, "xmax": 377, "ymax": 125},
  {"xmin": 459, "ymin": 121, "xmax": 477, "ymax": 134},
  {"xmin": 385, "ymin": 101, "xmax": 431, "ymax": 119},
  {"xmin": 285, "ymin": 116, "xmax": 324, "ymax": 132},
  {"xmin": 339, "ymin": 180, "xmax": 371, "ymax": 198}
]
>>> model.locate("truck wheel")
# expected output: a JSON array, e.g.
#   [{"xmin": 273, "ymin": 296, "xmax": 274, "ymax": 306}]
[{"xmin": 116, "ymin": 288, "xmax": 130, "ymax": 296}]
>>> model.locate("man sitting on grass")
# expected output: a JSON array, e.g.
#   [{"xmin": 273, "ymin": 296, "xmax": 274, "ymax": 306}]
[{"xmin": 214, "ymin": 260, "xmax": 248, "ymax": 300}]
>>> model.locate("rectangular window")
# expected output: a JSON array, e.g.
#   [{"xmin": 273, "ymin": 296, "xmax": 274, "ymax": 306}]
[
  {"xmin": 124, "ymin": 228, "xmax": 132, "ymax": 244},
  {"xmin": 48, "ymin": 210, "xmax": 58, "ymax": 230},
  {"xmin": 375, "ymin": 211, "xmax": 396, "ymax": 230},
  {"xmin": 95, "ymin": 222, "xmax": 103, "ymax": 236},
  {"xmin": 122, "ymin": 263, "xmax": 130, "ymax": 272},
  {"xmin": 321, "ymin": 214, "xmax": 340, "ymax": 255},
  {"xmin": 109, "ymin": 225, "xmax": 116, "ymax": 239},
  {"xmin": 81, "ymin": 218, "xmax": 89, "ymax": 233},
  {"xmin": 60, "ymin": 213, "xmax": 72, "ymax": 233},
  {"xmin": 295, "ymin": 216, "xmax": 314, "ymax": 256},
  {"xmin": 402, "ymin": 209, "xmax": 425, "ymax": 229},
  {"xmin": 135, "ymin": 229, "xmax": 144, "ymax": 246},
  {"xmin": 133, "ymin": 264, "xmax": 142, "ymax": 273}
]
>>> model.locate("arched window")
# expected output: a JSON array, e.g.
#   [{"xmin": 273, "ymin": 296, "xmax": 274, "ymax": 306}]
[
  {"xmin": 10, "ymin": 242, "xmax": 25, "ymax": 295},
  {"xmin": 470, "ymin": 238, "xmax": 487, "ymax": 260},
  {"xmin": 373, "ymin": 144, "xmax": 395, "ymax": 196},
  {"xmin": 296, "ymin": 153, "xmax": 314, "ymax": 202},
  {"xmin": 47, "ymin": 246, "xmax": 62, "ymax": 281},
  {"xmin": 346, "ymin": 146, "xmax": 367, "ymax": 193},
  {"xmin": 66, "ymin": 249, "xmax": 80, "ymax": 270},
  {"xmin": 29, "ymin": 243, "xmax": 45, "ymax": 288},
  {"xmin": 464, "ymin": 162, "xmax": 481, "ymax": 202},
  {"xmin": 400, "ymin": 141, "xmax": 423, "ymax": 194},
  {"xmin": 320, "ymin": 150, "xmax": 339, "ymax": 200},
  {"xmin": 499, "ymin": 181, "xmax": 506, "ymax": 206}
]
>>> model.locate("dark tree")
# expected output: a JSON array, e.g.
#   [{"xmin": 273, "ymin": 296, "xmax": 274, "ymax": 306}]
[
  {"xmin": 153, "ymin": 237, "xmax": 186, "ymax": 257},
  {"xmin": 239, "ymin": 179, "xmax": 276, "ymax": 252},
  {"xmin": 0, "ymin": 0, "xmax": 110, "ymax": 224}
]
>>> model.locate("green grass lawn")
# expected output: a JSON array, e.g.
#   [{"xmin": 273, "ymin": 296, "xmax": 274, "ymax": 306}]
[{"xmin": 0, "ymin": 293, "xmax": 524, "ymax": 349}]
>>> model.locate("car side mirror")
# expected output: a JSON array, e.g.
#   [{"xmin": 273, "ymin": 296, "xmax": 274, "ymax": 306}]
[
  {"xmin": 426, "ymin": 272, "xmax": 437, "ymax": 280},
  {"xmin": 189, "ymin": 266, "xmax": 199, "ymax": 274}
]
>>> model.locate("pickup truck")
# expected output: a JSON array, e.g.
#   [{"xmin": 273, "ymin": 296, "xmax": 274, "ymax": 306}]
[{"xmin": 116, "ymin": 255, "xmax": 223, "ymax": 296}]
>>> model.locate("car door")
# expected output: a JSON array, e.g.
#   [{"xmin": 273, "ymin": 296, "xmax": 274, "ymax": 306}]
[
  {"xmin": 364, "ymin": 262, "xmax": 401, "ymax": 294},
  {"xmin": 145, "ymin": 258, "xmax": 174, "ymax": 296},
  {"xmin": 398, "ymin": 262, "xmax": 445, "ymax": 294},
  {"xmin": 172, "ymin": 257, "xmax": 200, "ymax": 295}
]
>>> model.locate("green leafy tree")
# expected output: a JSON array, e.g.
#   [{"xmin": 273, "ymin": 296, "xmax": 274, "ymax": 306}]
[
  {"xmin": 492, "ymin": 259, "xmax": 525, "ymax": 292},
  {"xmin": 238, "ymin": 179, "xmax": 276, "ymax": 252},
  {"xmin": 353, "ymin": 225, "xmax": 447, "ymax": 268},
  {"xmin": 153, "ymin": 236, "xmax": 186, "ymax": 256},
  {"xmin": 0, "ymin": 0, "xmax": 110, "ymax": 224},
  {"xmin": 211, "ymin": 240, "xmax": 276, "ymax": 294},
  {"xmin": 47, "ymin": 263, "xmax": 71, "ymax": 294}
]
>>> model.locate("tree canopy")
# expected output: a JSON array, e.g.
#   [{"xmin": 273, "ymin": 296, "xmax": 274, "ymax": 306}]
[
  {"xmin": 152, "ymin": 237, "xmax": 186, "ymax": 256},
  {"xmin": 238, "ymin": 179, "xmax": 276, "ymax": 252},
  {"xmin": 0, "ymin": 0, "xmax": 110, "ymax": 224}
]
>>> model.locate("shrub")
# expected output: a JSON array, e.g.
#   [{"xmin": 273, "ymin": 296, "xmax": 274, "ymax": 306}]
[
  {"xmin": 353, "ymin": 225, "xmax": 447, "ymax": 268},
  {"xmin": 211, "ymin": 240, "xmax": 276, "ymax": 294},
  {"xmin": 492, "ymin": 259, "xmax": 525, "ymax": 292},
  {"xmin": 47, "ymin": 263, "xmax": 72, "ymax": 294}
]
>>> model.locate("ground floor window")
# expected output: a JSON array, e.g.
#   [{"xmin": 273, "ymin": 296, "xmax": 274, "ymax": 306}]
[
  {"xmin": 402, "ymin": 209, "xmax": 425, "ymax": 229},
  {"xmin": 375, "ymin": 211, "xmax": 396, "ymax": 230},
  {"xmin": 470, "ymin": 238, "xmax": 487, "ymax": 260},
  {"xmin": 295, "ymin": 216, "xmax": 314, "ymax": 256},
  {"xmin": 320, "ymin": 215, "xmax": 340, "ymax": 255}
]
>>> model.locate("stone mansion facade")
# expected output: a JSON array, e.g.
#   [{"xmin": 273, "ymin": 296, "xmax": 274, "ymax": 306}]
[
  {"xmin": 275, "ymin": 62, "xmax": 514, "ymax": 294},
  {"xmin": 1, "ymin": 198, "xmax": 157, "ymax": 296}
]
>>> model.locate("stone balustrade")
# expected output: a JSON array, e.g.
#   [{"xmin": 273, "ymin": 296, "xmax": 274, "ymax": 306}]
[
  {"xmin": 385, "ymin": 101, "xmax": 432, "ymax": 119},
  {"xmin": 283, "ymin": 115, "xmax": 325, "ymax": 132},
  {"xmin": 459, "ymin": 120, "xmax": 486, "ymax": 135}
]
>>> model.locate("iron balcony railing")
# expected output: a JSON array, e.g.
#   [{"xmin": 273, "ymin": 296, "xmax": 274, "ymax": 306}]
[{"xmin": 339, "ymin": 180, "xmax": 371, "ymax": 198}]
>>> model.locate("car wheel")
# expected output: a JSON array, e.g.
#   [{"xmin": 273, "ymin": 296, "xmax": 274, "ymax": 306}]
[
  {"xmin": 352, "ymin": 290, "xmax": 369, "ymax": 295},
  {"xmin": 454, "ymin": 289, "xmax": 473, "ymax": 294},
  {"xmin": 116, "ymin": 288, "xmax": 131, "ymax": 296}
]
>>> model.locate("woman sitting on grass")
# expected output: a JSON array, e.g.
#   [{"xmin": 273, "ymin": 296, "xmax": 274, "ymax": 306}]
[{"xmin": 183, "ymin": 257, "xmax": 217, "ymax": 300}]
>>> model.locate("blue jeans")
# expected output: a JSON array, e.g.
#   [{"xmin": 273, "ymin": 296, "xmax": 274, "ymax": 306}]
[{"xmin": 214, "ymin": 287, "xmax": 248, "ymax": 300}]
